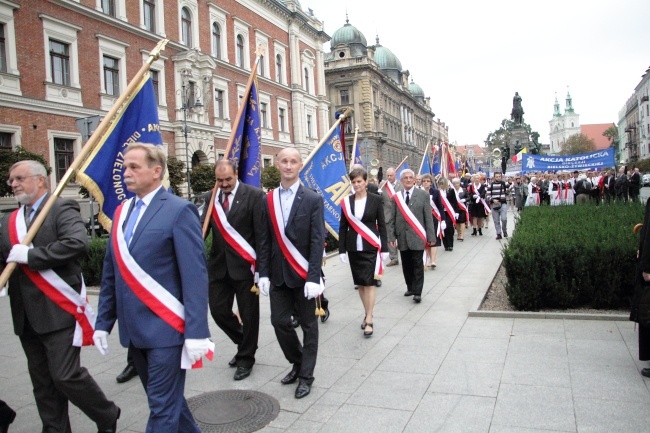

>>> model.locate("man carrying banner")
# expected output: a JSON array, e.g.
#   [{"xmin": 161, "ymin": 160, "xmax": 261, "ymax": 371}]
[
  {"xmin": 380, "ymin": 167, "xmax": 403, "ymax": 266},
  {"xmin": 257, "ymin": 147, "xmax": 325, "ymax": 399},
  {"xmin": 387, "ymin": 169, "xmax": 436, "ymax": 303},
  {"xmin": 1, "ymin": 160, "xmax": 120, "ymax": 433},
  {"xmin": 203, "ymin": 159, "xmax": 264, "ymax": 381},
  {"xmin": 94, "ymin": 143, "xmax": 212, "ymax": 432}
]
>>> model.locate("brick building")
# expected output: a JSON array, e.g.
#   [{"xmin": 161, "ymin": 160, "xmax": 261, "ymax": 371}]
[{"xmin": 0, "ymin": 0, "xmax": 329, "ymax": 197}]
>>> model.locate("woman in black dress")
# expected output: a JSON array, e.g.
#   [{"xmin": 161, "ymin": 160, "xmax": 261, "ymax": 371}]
[
  {"xmin": 437, "ymin": 177, "xmax": 459, "ymax": 251},
  {"xmin": 422, "ymin": 174, "xmax": 442, "ymax": 269},
  {"xmin": 339, "ymin": 168, "xmax": 388, "ymax": 337},
  {"xmin": 467, "ymin": 174, "xmax": 487, "ymax": 235},
  {"xmin": 451, "ymin": 177, "xmax": 468, "ymax": 241}
]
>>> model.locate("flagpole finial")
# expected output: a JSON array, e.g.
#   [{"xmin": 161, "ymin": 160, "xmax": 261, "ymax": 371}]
[
  {"xmin": 255, "ymin": 44, "xmax": 266, "ymax": 59},
  {"xmin": 150, "ymin": 39, "xmax": 169, "ymax": 61}
]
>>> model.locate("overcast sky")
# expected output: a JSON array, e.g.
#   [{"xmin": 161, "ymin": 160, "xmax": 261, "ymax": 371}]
[{"xmin": 309, "ymin": 0, "xmax": 650, "ymax": 146}]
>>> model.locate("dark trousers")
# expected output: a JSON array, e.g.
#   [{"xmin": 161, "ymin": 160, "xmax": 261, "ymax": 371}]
[
  {"xmin": 0, "ymin": 399, "xmax": 15, "ymax": 426},
  {"xmin": 640, "ymin": 323, "xmax": 650, "ymax": 361},
  {"xmin": 20, "ymin": 323, "xmax": 118, "ymax": 432},
  {"xmin": 131, "ymin": 344, "xmax": 199, "ymax": 433},
  {"xmin": 209, "ymin": 273, "xmax": 260, "ymax": 368},
  {"xmin": 400, "ymin": 249, "xmax": 425, "ymax": 295},
  {"xmin": 270, "ymin": 283, "xmax": 318, "ymax": 383},
  {"xmin": 442, "ymin": 219, "xmax": 455, "ymax": 249}
]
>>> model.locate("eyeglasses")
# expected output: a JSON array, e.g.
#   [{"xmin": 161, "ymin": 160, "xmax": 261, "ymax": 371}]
[{"xmin": 6, "ymin": 175, "xmax": 41, "ymax": 186}]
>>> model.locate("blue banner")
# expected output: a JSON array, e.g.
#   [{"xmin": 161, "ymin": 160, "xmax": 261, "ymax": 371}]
[
  {"xmin": 418, "ymin": 149, "xmax": 432, "ymax": 175},
  {"xmin": 397, "ymin": 161, "xmax": 410, "ymax": 179},
  {"xmin": 521, "ymin": 148, "xmax": 615, "ymax": 173},
  {"xmin": 77, "ymin": 75, "xmax": 163, "ymax": 230},
  {"xmin": 353, "ymin": 143, "xmax": 362, "ymax": 167},
  {"xmin": 432, "ymin": 146, "xmax": 441, "ymax": 175},
  {"xmin": 299, "ymin": 124, "xmax": 350, "ymax": 238},
  {"xmin": 228, "ymin": 81, "xmax": 262, "ymax": 186}
]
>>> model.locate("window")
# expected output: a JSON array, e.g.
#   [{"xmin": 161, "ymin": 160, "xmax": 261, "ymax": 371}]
[
  {"xmin": 215, "ymin": 89, "xmax": 224, "ymax": 119},
  {"xmin": 260, "ymin": 102, "xmax": 268, "ymax": 128},
  {"xmin": 0, "ymin": 132, "xmax": 11, "ymax": 150},
  {"xmin": 0, "ymin": 24, "xmax": 5, "ymax": 73},
  {"xmin": 340, "ymin": 89, "xmax": 349, "ymax": 105},
  {"xmin": 186, "ymin": 81, "xmax": 197, "ymax": 109},
  {"xmin": 212, "ymin": 23, "xmax": 221, "ymax": 58},
  {"xmin": 103, "ymin": 55, "xmax": 119, "ymax": 95},
  {"xmin": 102, "ymin": 0, "xmax": 115, "ymax": 16},
  {"xmin": 50, "ymin": 40, "xmax": 70, "ymax": 86},
  {"xmin": 278, "ymin": 108, "xmax": 286, "ymax": 132},
  {"xmin": 54, "ymin": 138, "xmax": 74, "ymax": 183},
  {"xmin": 181, "ymin": 7, "xmax": 192, "ymax": 47},
  {"xmin": 276, "ymin": 54, "xmax": 282, "ymax": 83},
  {"xmin": 306, "ymin": 114, "xmax": 312, "ymax": 138},
  {"xmin": 150, "ymin": 70, "xmax": 159, "ymax": 104},
  {"xmin": 143, "ymin": 0, "xmax": 155, "ymax": 32},
  {"xmin": 263, "ymin": 157, "xmax": 272, "ymax": 167},
  {"xmin": 236, "ymin": 35, "xmax": 244, "ymax": 68},
  {"xmin": 304, "ymin": 68, "xmax": 309, "ymax": 93},
  {"xmin": 259, "ymin": 55, "xmax": 264, "ymax": 76}
]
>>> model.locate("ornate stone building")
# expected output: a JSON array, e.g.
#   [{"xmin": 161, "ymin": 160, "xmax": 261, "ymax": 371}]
[
  {"xmin": 549, "ymin": 91, "xmax": 580, "ymax": 155},
  {"xmin": 323, "ymin": 17, "xmax": 447, "ymax": 177}
]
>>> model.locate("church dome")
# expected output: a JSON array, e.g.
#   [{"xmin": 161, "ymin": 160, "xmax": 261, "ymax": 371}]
[
  {"xmin": 330, "ymin": 18, "xmax": 367, "ymax": 49},
  {"xmin": 374, "ymin": 37, "xmax": 402, "ymax": 71},
  {"xmin": 408, "ymin": 80, "xmax": 424, "ymax": 97}
]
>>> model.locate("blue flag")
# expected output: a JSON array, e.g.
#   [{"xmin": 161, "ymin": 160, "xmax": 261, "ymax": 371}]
[
  {"xmin": 397, "ymin": 161, "xmax": 410, "ymax": 180},
  {"xmin": 418, "ymin": 149, "xmax": 432, "ymax": 175},
  {"xmin": 432, "ymin": 145, "xmax": 441, "ymax": 175},
  {"xmin": 228, "ymin": 81, "xmax": 262, "ymax": 186},
  {"xmin": 77, "ymin": 75, "xmax": 163, "ymax": 230},
  {"xmin": 299, "ymin": 124, "xmax": 350, "ymax": 238},
  {"xmin": 353, "ymin": 143, "xmax": 362, "ymax": 166}
]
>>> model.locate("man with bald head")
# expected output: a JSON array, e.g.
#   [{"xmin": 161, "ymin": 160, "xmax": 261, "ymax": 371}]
[
  {"xmin": 258, "ymin": 147, "xmax": 324, "ymax": 399},
  {"xmin": 380, "ymin": 167, "xmax": 403, "ymax": 266}
]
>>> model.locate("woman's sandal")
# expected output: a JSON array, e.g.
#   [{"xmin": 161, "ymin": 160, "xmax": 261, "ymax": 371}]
[
  {"xmin": 361, "ymin": 321, "xmax": 367, "ymax": 330},
  {"xmin": 364, "ymin": 323, "xmax": 374, "ymax": 336}
]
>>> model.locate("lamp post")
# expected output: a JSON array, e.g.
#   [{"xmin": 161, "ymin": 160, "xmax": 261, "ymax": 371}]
[{"xmin": 179, "ymin": 70, "xmax": 206, "ymax": 200}]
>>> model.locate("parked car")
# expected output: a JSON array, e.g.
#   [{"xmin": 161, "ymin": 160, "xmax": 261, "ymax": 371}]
[{"xmin": 643, "ymin": 174, "xmax": 650, "ymax": 187}]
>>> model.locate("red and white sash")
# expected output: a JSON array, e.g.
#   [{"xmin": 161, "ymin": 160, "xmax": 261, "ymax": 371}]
[
  {"xmin": 112, "ymin": 200, "xmax": 214, "ymax": 369},
  {"xmin": 454, "ymin": 188, "xmax": 470, "ymax": 222},
  {"xmin": 340, "ymin": 196, "xmax": 383, "ymax": 278},
  {"xmin": 469, "ymin": 183, "xmax": 491, "ymax": 215},
  {"xmin": 439, "ymin": 190, "xmax": 457, "ymax": 227},
  {"xmin": 430, "ymin": 198, "xmax": 444, "ymax": 239},
  {"xmin": 393, "ymin": 190, "xmax": 427, "ymax": 246},
  {"xmin": 210, "ymin": 189, "xmax": 256, "ymax": 277},
  {"xmin": 267, "ymin": 190, "xmax": 324, "ymax": 287},
  {"xmin": 8, "ymin": 208, "xmax": 95, "ymax": 347},
  {"xmin": 381, "ymin": 181, "xmax": 396, "ymax": 199}
]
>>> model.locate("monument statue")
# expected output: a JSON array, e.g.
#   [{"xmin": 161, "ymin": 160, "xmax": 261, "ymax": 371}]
[{"xmin": 511, "ymin": 92, "xmax": 524, "ymax": 124}]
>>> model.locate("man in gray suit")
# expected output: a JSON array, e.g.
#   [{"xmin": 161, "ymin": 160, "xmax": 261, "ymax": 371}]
[
  {"xmin": 387, "ymin": 169, "xmax": 436, "ymax": 303},
  {"xmin": 380, "ymin": 167, "xmax": 403, "ymax": 266},
  {"xmin": 1, "ymin": 160, "xmax": 120, "ymax": 432}
]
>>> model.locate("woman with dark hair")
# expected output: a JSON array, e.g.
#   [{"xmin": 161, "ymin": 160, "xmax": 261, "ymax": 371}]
[
  {"xmin": 467, "ymin": 174, "xmax": 487, "ymax": 236},
  {"xmin": 437, "ymin": 177, "xmax": 459, "ymax": 251},
  {"xmin": 339, "ymin": 168, "xmax": 388, "ymax": 337}
]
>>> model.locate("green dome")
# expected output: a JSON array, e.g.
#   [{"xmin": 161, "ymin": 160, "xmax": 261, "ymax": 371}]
[
  {"xmin": 374, "ymin": 38, "xmax": 402, "ymax": 71},
  {"xmin": 330, "ymin": 19, "xmax": 367, "ymax": 49},
  {"xmin": 409, "ymin": 80, "xmax": 424, "ymax": 97}
]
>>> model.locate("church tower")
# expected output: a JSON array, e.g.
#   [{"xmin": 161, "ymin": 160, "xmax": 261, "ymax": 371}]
[{"xmin": 548, "ymin": 89, "xmax": 581, "ymax": 155}]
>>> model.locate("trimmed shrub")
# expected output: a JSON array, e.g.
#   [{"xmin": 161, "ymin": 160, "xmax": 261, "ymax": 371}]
[
  {"xmin": 503, "ymin": 202, "xmax": 643, "ymax": 310},
  {"xmin": 81, "ymin": 237, "xmax": 108, "ymax": 286}
]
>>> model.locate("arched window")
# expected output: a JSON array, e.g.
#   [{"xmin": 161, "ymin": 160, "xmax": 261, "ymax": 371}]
[
  {"xmin": 276, "ymin": 54, "xmax": 283, "ymax": 83},
  {"xmin": 212, "ymin": 22, "xmax": 221, "ymax": 58},
  {"xmin": 181, "ymin": 7, "xmax": 192, "ymax": 47},
  {"xmin": 304, "ymin": 67, "xmax": 309, "ymax": 93},
  {"xmin": 236, "ymin": 35, "xmax": 245, "ymax": 68}
]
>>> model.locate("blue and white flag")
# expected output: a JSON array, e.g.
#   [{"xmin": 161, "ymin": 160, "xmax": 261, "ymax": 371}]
[
  {"xmin": 521, "ymin": 148, "xmax": 615, "ymax": 173},
  {"xmin": 228, "ymin": 81, "xmax": 262, "ymax": 186},
  {"xmin": 299, "ymin": 123, "xmax": 350, "ymax": 237},
  {"xmin": 432, "ymin": 145, "xmax": 441, "ymax": 175},
  {"xmin": 418, "ymin": 148, "xmax": 432, "ymax": 175},
  {"xmin": 77, "ymin": 75, "xmax": 164, "ymax": 230}
]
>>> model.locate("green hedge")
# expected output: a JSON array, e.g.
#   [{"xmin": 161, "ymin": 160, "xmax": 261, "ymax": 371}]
[{"xmin": 503, "ymin": 202, "xmax": 643, "ymax": 311}]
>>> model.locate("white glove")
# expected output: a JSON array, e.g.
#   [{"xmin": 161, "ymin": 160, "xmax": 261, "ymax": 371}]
[
  {"xmin": 339, "ymin": 254, "xmax": 348, "ymax": 264},
  {"xmin": 93, "ymin": 330, "xmax": 109, "ymax": 356},
  {"xmin": 440, "ymin": 221, "xmax": 447, "ymax": 231},
  {"xmin": 7, "ymin": 244, "xmax": 30, "ymax": 264},
  {"xmin": 254, "ymin": 272, "xmax": 259, "ymax": 284},
  {"xmin": 258, "ymin": 277, "xmax": 270, "ymax": 297},
  {"xmin": 304, "ymin": 282, "xmax": 323, "ymax": 300},
  {"xmin": 381, "ymin": 252, "xmax": 390, "ymax": 263},
  {"xmin": 454, "ymin": 213, "xmax": 459, "ymax": 220},
  {"xmin": 460, "ymin": 198, "xmax": 466, "ymax": 203},
  {"xmin": 184, "ymin": 339, "xmax": 211, "ymax": 365},
  {"xmin": 0, "ymin": 283, "xmax": 7, "ymax": 297},
  {"xmin": 473, "ymin": 194, "xmax": 479, "ymax": 199}
]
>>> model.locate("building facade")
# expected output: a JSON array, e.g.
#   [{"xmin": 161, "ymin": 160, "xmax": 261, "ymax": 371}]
[
  {"xmin": 323, "ymin": 18, "xmax": 447, "ymax": 180},
  {"xmin": 548, "ymin": 91, "xmax": 580, "ymax": 155},
  {"xmin": 0, "ymin": 0, "xmax": 329, "ymax": 197},
  {"xmin": 617, "ymin": 66, "xmax": 650, "ymax": 163}
]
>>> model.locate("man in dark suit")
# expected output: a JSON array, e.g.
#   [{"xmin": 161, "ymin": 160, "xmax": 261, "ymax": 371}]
[
  {"xmin": 203, "ymin": 159, "xmax": 264, "ymax": 381},
  {"xmin": 380, "ymin": 167, "xmax": 403, "ymax": 266},
  {"xmin": 1, "ymin": 160, "xmax": 120, "ymax": 432},
  {"xmin": 94, "ymin": 143, "xmax": 211, "ymax": 432},
  {"xmin": 387, "ymin": 169, "xmax": 436, "ymax": 303},
  {"xmin": 258, "ymin": 147, "xmax": 324, "ymax": 399},
  {"xmin": 630, "ymin": 167, "xmax": 641, "ymax": 202}
]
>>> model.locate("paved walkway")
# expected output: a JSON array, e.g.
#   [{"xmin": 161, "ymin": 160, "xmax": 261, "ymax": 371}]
[{"xmin": 1, "ymin": 210, "xmax": 649, "ymax": 432}]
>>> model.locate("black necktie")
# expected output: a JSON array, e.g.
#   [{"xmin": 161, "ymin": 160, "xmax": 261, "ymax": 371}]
[{"xmin": 405, "ymin": 191, "xmax": 410, "ymax": 205}]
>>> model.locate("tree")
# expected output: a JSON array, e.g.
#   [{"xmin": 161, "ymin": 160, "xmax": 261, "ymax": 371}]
[
  {"xmin": 559, "ymin": 133, "xmax": 596, "ymax": 155},
  {"xmin": 261, "ymin": 165, "xmax": 280, "ymax": 190},
  {"xmin": 190, "ymin": 163, "xmax": 215, "ymax": 195},
  {"xmin": 166, "ymin": 156, "xmax": 186, "ymax": 196},
  {"xmin": 603, "ymin": 125, "xmax": 619, "ymax": 146},
  {"xmin": 0, "ymin": 147, "xmax": 51, "ymax": 197}
]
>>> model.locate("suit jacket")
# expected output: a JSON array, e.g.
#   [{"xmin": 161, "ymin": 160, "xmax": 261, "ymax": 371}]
[
  {"xmin": 367, "ymin": 183, "xmax": 380, "ymax": 195},
  {"xmin": 0, "ymin": 195, "xmax": 87, "ymax": 336},
  {"xmin": 203, "ymin": 183, "xmax": 265, "ymax": 281},
  {"xmin": 338, "ymin": 193, "xmax": 388, "ymax": 254},
  {"xmin": 387, "ymin": 187, "xmax": 435, "ymax": 251},
  {"xmin": 96, "ymin": 188, "xmax": 210, "ymax": 349},
  {"xmin": 380, "ymin": 181, "xmax": 404, "ymax": 225},
  {"xmin": 258, "ymin": 184, "xmax": 324, "ymax": 288}
]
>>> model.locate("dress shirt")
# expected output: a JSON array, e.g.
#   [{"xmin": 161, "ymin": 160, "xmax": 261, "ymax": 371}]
[
  {"xmin": 221, "ymin": 181, "xmax": 239, "ymax": 213},
  {"xmin": 129, "ymin": 185, "xmax": 163, "ymax": 234},
  {"xmin": 279, "ymin": 180, "xmax": 300, "ymax": 227}
]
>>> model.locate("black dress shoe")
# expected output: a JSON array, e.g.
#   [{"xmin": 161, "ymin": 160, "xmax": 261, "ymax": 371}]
[
  {"xmin": 642, "ymin": 368, "xmax": 650, "ymax": 378},
  {"xmin": 0, "ymin": 403, "xmax": 16, "ymax": 433},
  {"xmin": 320, "ymin": 308, "xmax": 330, "ymax": 323},
  {"xmin": 116, "ymin": 365, "xmax": 138, "ymax": 383},
  {"xmin": 376, "ymin": 280, "xmax": 382, "ymax": 287},
  {"xmin": 281, "ymin": 366, "xmax": 300, "ymax": 385},
  {"xmin": 228, "ymin": 356, "xmax": 237, "ymax": 367},
  {"xmin": 413, "ymin": 295, "xmax": 422, "ymax": 303},
  {"xmin": 234, "ymin": 366, "xmax": 252, "ymax": 381},
  {"xmin": 295, "ymin": 379, "xmax": 311, "ymax": 399},
  {"xmin": 404, "ymin": 291, "xmax": 414, "ymax": 296},
  {"xmin": 98, "ymin": 407, "xmax": 120, "ymax": 433}
]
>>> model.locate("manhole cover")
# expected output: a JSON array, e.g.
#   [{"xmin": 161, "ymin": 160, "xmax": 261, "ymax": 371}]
[{"xmin": 187, "ymin": 390, "xmax": 280, "ymax": 433}]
